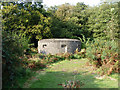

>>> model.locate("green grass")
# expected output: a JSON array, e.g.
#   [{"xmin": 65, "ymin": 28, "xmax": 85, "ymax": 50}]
[
  {"xmin": 22, "ymin": 58, "xmax": 118, "ymax": 88},
  {"xmin": 11, "ymin": 68, "xmax": 36, "ymax": 88}
]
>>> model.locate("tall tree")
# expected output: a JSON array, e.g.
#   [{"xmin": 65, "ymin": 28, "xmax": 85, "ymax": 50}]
[
  {"xmin": 105, "ymin": 3, "xmax": 119, "ymax": 40},
  {"xmin": 87, "ymin": 2, "xmax": 113, "ymax": 39},
  {"xmin": 2, "ymin": 2, "xmax": 52, "ymax": 47},
  {"xmin": 71, "ymin": 2, "xmax": 89, "ymax": 38}
]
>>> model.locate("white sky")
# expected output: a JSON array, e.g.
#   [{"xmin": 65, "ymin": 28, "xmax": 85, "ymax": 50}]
[{"xmin": 43, "ymin": 0, "xmax": 101, "ymax": 7}]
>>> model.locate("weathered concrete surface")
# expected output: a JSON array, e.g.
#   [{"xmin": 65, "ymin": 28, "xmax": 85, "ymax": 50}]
[{"xmin": 38, "ymin": 39, "xmax": 81, "ymax": 55}]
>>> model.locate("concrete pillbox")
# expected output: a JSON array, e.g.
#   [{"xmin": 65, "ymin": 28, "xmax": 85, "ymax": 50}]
[{"xmin": 38, "ymin": 38, "xmax": 81, "ymax": 55}]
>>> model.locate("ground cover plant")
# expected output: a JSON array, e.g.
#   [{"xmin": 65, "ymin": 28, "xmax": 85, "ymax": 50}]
[
  {"xmin": 22, "ymin": 59, "xmax": 118, "ymax": 88},
  {"xmin": 22, "ymin": 50, "xmax": 85, "ymax": 70}
]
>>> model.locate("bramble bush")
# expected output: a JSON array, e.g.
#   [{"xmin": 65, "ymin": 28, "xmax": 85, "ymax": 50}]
[{"xmin": 85, "ymin": 39, "xmax": 119, "ymax": 75}]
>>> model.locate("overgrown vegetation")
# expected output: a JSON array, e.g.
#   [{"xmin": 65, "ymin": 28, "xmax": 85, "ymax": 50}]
[
  {"xmin": 86, "ymin": 39, "xmax": 119, "ymax": 75},
  {"xmin": 20, "ymin": 51, "xmax": 85, "ymax": 70},
  {"xmin": 23, "ymin": 59, "xmax": 118, "ymax": 88},
  {"xmin": 2, "ymin": 0, "xmax": 119, "ymax": 88},
  {"xmin": 2, "ymin": 31, "xmax": 29, "ymax": 87}
]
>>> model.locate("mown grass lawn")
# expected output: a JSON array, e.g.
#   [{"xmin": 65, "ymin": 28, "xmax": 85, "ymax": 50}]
[{"xmin": 22, "ymin": 58, "xmax": 118, "ymax": 88}]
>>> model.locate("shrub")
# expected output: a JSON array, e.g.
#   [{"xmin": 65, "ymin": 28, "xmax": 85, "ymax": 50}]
[
  {"xmin": 85, "ymin": 38, "xmax": 119, "ymax": 75},
  {"xmin": 2, "ymin": 31, "xmax": 29, "ymax": 87},
  {"xmin": 23, "ymin": 53, "xmax": 66, "ymax": 69},
  {"xmin": 78, "ymin": 34, "xmax": 90, "ymax": 49},
  {"xmin": 74, "ymin": 48, "xmax": 86, "ymax": 59},
  {"xmin": 73, "ymin": 54, "xmax": 82, "ymax": 59}
]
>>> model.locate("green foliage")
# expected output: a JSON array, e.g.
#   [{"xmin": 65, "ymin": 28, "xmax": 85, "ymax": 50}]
[
  {"xmin": 48, "ymin": 2, "xmax": 119, "ymax": 40},
  {"xmin": 85, "ymin": 38, "xmax": 119, "ymax": 75},
  {"xmin": 73, "ymin": 54, "xmax": 82, "ymax": 59},
  {"xmin": 105, "ymin": 3, "xmax": 119, "ymax": 40},
  {"xmin": 2, "ymin": 2, "xmax": 118, "ymax": 45},
  {"xmin": 55, "ymin": 3, "xmax": 74, "ymax": 20},
  {"xmin": 86, "ymin": 2, "xmax": 119, "ymax": 40},
  {"xmin": 47, "ymin": 2, "xmax": 90, "ymax": 39},
  {"xmin": 2, "ymin": 31, "xmax": 29, "ymax": 87},
  {"xmin": 2, "ymin": 2, "xmax": 52, "ymax": 47},
  {"xmin": 22, "ymin": 53, "xmax": 66, "ymax": 69},
  {"xmin": 2, "ymin": 2, "xmax": 119, "ymax": 87},
  {"xmin": 23, "ymin": 51, "xmax": 89, "ymax": 70},
  {"xmin": 78, "ymin": 34, "xmax": 90, "ymax": 49}
]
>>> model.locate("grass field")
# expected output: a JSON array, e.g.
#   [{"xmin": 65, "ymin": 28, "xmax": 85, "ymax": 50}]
[{"xmin": 21, "ymin": 58, "xmax": 118, "ymax": 88}]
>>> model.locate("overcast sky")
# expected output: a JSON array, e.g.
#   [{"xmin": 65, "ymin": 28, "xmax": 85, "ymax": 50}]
[{"xmin": 43, "ymin": 0, "xmax": 101, "ymax": 7}]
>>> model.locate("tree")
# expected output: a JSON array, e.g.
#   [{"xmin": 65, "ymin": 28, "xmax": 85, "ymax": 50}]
[
  {"xmin": 48, "ymin": 3, "xmax": 90, "ymax": 39},
  {"xmin": 71, "ymin": 2, "xmax": 89, "ymax": 38},
  {"xmin": 105, "ymin": 3, "xmax": 119, "ymax": 40},
  {"xmin": 87, "ymin": 2, "xmax": 113, "ymax": 39},
  {"xmin": 47, "ymin": 4, "xmax": 76, "ymax": 38},
  {"xmin": 55, "ymin": 3, "xmax": 74, "ymax": 21},
  {"xmin": 2, "ymin": 2, "xmax": 52, "ymax": 47}
]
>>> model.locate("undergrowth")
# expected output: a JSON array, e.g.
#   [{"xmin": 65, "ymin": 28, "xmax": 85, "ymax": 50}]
[{"xmin": 85, "ymin": 39, "xmax": 119, "ymax": 75}]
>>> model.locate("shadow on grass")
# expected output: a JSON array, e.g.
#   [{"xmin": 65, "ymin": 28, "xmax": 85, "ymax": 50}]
[{"xmin": 28, "ymin": 71, "xmax": 100, "ymax": 88}]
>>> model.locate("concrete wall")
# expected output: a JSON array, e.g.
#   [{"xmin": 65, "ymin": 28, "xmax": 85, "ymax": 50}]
[{"xmin": 38, "ymin": 39, "xmax": 81, "ymax": 55}]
